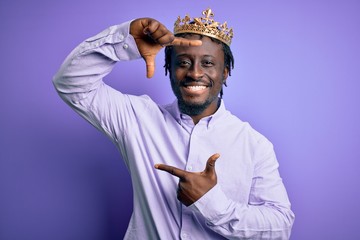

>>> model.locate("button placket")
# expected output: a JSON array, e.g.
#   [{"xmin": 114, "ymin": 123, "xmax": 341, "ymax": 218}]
[
  {"xmin": 186, "ymin": 123, "xmax": 207, "ymax": 172},
  {"xmin": 180, "ymin": 207, "xmax": 193, "ymax": 239},
  {"xmin": 180, "ymin": 125, "xmax": 204, "ymax": 240}
]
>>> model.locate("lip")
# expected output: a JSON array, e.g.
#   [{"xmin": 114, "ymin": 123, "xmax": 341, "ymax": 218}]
[
  {"xmin": 181, "ymin": 85, "xmax": 209, "ymax": 95},
  {"xmin": 183, "ymin": 81, "xmax": 208, "ymax": 87}
]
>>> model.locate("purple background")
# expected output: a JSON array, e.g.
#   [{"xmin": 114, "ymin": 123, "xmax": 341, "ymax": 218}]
[{"xmin": 1, "ymin": 0, "xmax": 359, "ymax": 239}]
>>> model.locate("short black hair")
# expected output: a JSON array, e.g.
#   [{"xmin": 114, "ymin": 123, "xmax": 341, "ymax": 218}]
[{"xmin": 164, "ymin": 34, "xmax": 234, "ymax": 98}]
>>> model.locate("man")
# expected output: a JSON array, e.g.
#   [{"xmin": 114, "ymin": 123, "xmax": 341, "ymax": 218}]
[{"xmin": 53, "ymin": 8, "xmax": 294, "ymax": 239}]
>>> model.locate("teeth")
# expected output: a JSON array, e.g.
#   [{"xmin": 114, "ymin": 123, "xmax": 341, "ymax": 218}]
[{"xmin": 186, "ymin": 86, "xmax": 207, "ymax": 91}]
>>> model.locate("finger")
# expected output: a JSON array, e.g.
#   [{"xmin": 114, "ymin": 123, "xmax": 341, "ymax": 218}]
[
  {"xmin": 204, "ymin": 153, "xmax": 220, "ymax": 174},
  {"xmin": 156, "ymin": 34, "xmax": 175, "ymax": 46},
  {"xmin": 144, "ymin": 20, "xmax": 173, "ymax": 43},
  {"xmin": 143, "ymin": 55, "xmax": 155, "ymax": 78},
  {"xmin": 169, "ymin": 37, "xmax": 202, "ymax": 47},
  {"xmin": 154, "ymin": 164, "xmax": 187, "ymax": 179}
]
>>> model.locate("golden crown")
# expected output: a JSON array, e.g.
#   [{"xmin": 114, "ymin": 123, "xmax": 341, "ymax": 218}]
[{"xmin": 173, "ymin": 8, "xmax": 234, "ymax": 46}]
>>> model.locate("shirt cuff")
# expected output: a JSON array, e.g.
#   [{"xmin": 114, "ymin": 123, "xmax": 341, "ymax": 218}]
[
  {"xmin": 83, "ymin": 20, "xmax": 141, "ymax": 61},
  {"xmin": 189, "ymin": 184, "xmax": 232, "ymax": 222},
  {"xmin": 113, "ymin": 20, "xmax": 142, "ymax": 61}
]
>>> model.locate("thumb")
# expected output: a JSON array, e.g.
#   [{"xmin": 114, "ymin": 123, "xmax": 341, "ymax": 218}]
[
  {"xmin": 204, "ymin": 153, "xmax": 220, "ymax": 174},
  {"xmin": 143, "ymin": 55, "xmax": 156, "ymax": 78}
]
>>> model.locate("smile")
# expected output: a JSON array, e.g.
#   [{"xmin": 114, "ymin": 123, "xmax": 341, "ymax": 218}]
[{"xmin": 185, "ymin": 85, "xmax": 207, "ymax": 92}]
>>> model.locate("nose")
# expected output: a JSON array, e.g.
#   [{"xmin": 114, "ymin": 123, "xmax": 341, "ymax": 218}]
[{"xmin": 186, "ymin": 62, "xmax": 204, "ymax": 80}]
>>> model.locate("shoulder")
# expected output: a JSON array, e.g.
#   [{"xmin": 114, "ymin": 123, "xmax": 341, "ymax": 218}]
[
  {"xmin": 222, "ymin": 110, "xmax": 273, "ymax": 150},
  {"xmin": 124, "ymin": 93, "xmax": 164, "ymax": 116}
]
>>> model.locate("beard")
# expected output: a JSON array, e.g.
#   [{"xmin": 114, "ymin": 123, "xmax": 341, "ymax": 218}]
[
  {"xmin": 177, "ymin": 97, "xmax": 214, "ymax": 116},
  {"xmin": 170, "ymin": 78, "xmax": 219, "ymax": 116}
]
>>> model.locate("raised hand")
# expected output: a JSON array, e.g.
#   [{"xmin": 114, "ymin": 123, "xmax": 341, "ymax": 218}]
[
  {"xmin": 130, "ymin": 18, "xmax": 202, "ymax": 78},
  {"xmin": 155, "ymin": 153, "xmax": 220, "ymax": 206}
]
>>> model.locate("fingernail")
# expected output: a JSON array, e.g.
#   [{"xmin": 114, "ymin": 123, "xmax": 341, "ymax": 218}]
[{"xmin": 143, "ymin": 27, "xmax": 150, "ymax": 35}]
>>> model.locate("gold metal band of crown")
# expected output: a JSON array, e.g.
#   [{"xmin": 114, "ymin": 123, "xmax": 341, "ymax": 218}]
[{"xmin": 173, "ymin": 8, "xmax": 234, "ymax": 46}]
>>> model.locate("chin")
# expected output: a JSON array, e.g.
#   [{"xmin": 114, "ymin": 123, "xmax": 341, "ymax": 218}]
[{"xmin": 177, "ymin": 98, "xmax": 212, "ymax": 116}]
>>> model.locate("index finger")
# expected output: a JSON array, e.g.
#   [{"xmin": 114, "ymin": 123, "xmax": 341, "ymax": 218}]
[
  {"xmin": 168, "ymin": 37, "xmax": 202, "ymax": 47},
  {"xmin": 154, "ymin": 164, "xmax": 187, "ymax": 179}
]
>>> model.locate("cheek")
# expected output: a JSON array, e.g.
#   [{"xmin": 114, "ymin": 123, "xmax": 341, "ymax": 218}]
[
  {"xmin": 210, "ymin": 81, "xmax": 225, "ymax": 95},
  {"xmin": 209, "ymin": 71, "xmax": 225, "ymax": 87},
  {"xmin": 173, "ymin": 68, "xmax": 187, "ymax": 80},
  {"xmin": 213, "ymin": 81, "xmax": 224, "ymax": 92}
]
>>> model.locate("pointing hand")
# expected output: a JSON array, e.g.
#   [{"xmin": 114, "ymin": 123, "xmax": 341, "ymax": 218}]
[{"xmin": 155, "ymin": 153, "xmax": 220, "ymax": 206}]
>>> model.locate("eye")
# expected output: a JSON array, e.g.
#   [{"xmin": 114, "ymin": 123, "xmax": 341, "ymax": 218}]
[
  {"xmin": 202, "ymin": 60, "xmax": 214, "ymax": 67},
  {"xmin": 176, "ymin": 59, "xmax": 191, "ymax": 67}
]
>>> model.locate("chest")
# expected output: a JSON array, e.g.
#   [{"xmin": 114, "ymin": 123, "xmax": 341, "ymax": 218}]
[
  {"xmin": 125, "ymin": 114, "xmax": 256, "ymax": 203},
  {"xmin": 166, "ymin": 122, "xmax": 256, "ymax": 203}
]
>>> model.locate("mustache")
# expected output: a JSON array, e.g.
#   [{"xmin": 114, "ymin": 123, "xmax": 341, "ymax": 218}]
[{"xmin": 181, "ymin": 77, "xmax": 214, "ymax": 87}]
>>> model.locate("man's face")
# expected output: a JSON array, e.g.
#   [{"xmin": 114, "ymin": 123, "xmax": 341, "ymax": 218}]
[{"xmin": 170, "ymin": 35, "xmax": 229, "ymax": 116}]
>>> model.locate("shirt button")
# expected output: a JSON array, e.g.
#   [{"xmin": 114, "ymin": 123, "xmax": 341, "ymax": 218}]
[
  {"xmin": 118, "ymin": 34, "xmax": 124, "ymax": 41},
  {"xmin": 186, "ymin": 165, "xmax": 192, "ymax": 171},
  {"xmin": 123, "ymin": 43, "xmax": 129, "ymax": 49},
  {"xmin": 181, "ymin": 232, "xmax": 188, "ymax": 239}
]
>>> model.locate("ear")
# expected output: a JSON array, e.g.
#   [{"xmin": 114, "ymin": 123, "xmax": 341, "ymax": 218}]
[{"xmin": 223, "ymin": 67, "xmax": 229, "ymax": 84}]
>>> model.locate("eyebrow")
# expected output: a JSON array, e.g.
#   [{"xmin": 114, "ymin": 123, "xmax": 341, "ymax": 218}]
[{"xmin": 174, "ymin": 54, "xmax": 215, "ymax": 58}]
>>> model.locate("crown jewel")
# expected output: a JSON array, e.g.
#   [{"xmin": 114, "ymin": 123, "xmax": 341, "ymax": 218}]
[{"xmin": 173, "ymin": 8, "xmax": 234, "ymax": 46}]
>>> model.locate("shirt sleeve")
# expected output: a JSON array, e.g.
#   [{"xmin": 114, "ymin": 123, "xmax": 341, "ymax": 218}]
[
  {"xmin": 189, "ymin": 139, "xmax": 295, "ymax": 240},
  {"xmin": 53, "ymin": 21, "xmax": 141, "ymax": 98},
  {"xmin": 52, "ymin": 21, "xmax": 150, "ymax": 144}
]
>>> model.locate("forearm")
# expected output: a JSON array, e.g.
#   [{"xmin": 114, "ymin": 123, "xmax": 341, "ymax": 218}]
[
  {"xmin": 191, "ymin": 184, "xmax": 294, "ymax": 240},
  {"xmin": 52, "ymin": 21, "xmax": 141, "ymax": 104}
]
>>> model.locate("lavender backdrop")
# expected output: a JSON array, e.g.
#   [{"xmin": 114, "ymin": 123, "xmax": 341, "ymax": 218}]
[{"xmin": 1, "ymin": 0, "xmax": 359, "ymax": 239}]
